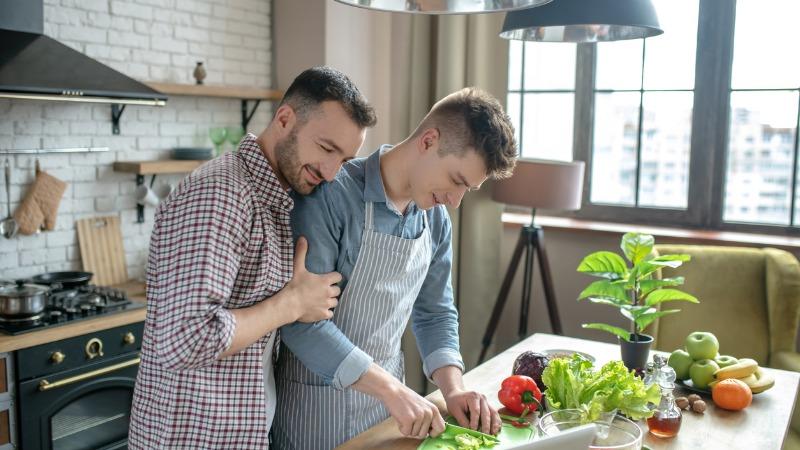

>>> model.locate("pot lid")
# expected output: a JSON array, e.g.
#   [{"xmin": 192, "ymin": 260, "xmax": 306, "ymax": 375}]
[{"xmin": 0, "ymin": 280, "xmax": 49, "ymax": 297}]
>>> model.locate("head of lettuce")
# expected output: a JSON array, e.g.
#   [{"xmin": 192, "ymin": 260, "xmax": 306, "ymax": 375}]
[{"xmin": 542, "ymin": 354, "xmax": 661, "ymax": 422}]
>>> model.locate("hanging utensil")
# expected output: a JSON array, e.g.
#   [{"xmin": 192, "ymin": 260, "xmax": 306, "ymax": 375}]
[
  {"xmin": 35, "ymin": 157, "xmax": 43, "ymax": 234},
  {"xmin": 0, "ymin": 159, "xmax": 18, "ymax": 239}
]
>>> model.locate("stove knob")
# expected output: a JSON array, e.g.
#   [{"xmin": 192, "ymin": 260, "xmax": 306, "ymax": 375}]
[
  {"xmin": 80, "ymin": 304, "xmax": 92, "ymax": 315},
  {"xmin": 50, "ymin": 351, "xmax": 65, "ymax": 364},
  {"xmin": 65, "ymin": 307, "xmax": 77, "ymax": 316},
  {"xmin": 123, "ymin": 332, "xmax": 136, "ymax": 345},
  {"xmin": 49, "ymin": 310, "xmax": 63, "ymax": 322}
]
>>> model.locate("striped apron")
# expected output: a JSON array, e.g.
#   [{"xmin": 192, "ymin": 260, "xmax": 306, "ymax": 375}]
[{"xmin": 272, "ymin": 201, "xmax": 432, "ymax": 450}]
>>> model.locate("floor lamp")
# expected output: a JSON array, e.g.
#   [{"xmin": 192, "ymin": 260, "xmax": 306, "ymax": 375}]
[{"xmin": 477, "ymin": 159, "xmax": 585, "ymax": 365}]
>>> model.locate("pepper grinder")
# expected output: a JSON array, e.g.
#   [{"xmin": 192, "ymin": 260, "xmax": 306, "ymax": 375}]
[{"xmin": 193, "ymin": 62, "xmax": 206, "ymax": 85}]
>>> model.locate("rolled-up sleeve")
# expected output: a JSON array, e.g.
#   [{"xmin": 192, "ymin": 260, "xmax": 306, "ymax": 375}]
[
  {"xmin": 412, "ymin": 209, "xmax": 464, "ymax": 380},
  {"xmin": 149, "ymin": 179, "xmax": 249, "ymax": 370},
  {"xmin": 282, "ymin": 183, "xmax": 373, "ymax": 390}
]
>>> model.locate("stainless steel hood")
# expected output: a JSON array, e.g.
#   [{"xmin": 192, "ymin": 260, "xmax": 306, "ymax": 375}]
[{"xmin": 0, "ymin": 0, "xmax": 167, "ymax": 106}]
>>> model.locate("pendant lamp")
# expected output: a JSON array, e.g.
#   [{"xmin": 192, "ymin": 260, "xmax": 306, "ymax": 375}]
[
  {"xmin": 500, "ymin": 0, "xmax": 663, "ymax": 42},
  {"xmin": 332, "ymin": 0, "xmax": 552, "ymax": 15}
]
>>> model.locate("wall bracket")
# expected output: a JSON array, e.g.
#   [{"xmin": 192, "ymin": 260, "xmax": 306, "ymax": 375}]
[
  {"xmin": 241, "ymin": 99, "xmax": 262, "ymax": 130},
  {"xmin": 111, "ymin": 104, "xmax": 127, "ymax": 135}
]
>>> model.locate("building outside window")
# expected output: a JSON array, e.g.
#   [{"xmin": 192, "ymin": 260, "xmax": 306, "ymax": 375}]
[{"xmin": 506, "ymin": 0, "xmax": 800, "ymax": 234}]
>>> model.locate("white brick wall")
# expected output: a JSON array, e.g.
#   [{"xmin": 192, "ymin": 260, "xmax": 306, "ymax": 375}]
[{"xmin": 0, "ymin": 0, "xmax": 273, "ymax": 281}]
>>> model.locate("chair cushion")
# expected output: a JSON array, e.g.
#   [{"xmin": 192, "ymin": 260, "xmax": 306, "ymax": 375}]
[
  {"xmin": 652, "ymin": 245, "xmax": 770, "ymax": 364},
  {"xmin": 785, "ymin": 428, "xmax": 800, "ymax": 450}
]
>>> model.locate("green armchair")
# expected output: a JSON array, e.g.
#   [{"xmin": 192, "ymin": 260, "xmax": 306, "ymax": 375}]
[{"xmin": 650, "ymin": 245, "xmax": 800, "ymax": 449}]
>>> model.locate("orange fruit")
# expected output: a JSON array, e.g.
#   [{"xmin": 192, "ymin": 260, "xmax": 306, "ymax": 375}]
[{"xmin": 711, "ymin": 378, "xmax": 752, "ymax": 411}]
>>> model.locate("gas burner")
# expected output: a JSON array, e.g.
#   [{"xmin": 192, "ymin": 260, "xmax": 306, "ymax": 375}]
[
  {"xmin": 0, "ymin": 281, "xmax": 144, "ymax": 335},
  {"xmin": 85, "ymin": 294, "xmax": 103, "ymax": 305},
  {"xmin": 0, "ymin": 314, "xmax": 43, "ymax": 323}
]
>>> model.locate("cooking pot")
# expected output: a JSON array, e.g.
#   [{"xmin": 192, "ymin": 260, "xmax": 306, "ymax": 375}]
[
  {"xmin": 0, "ymin": 280, "xmax": 50, "ymax": 320},
  {"xmin": 31, "ymin": 271, "xmax": 93, "ymax": 289}
]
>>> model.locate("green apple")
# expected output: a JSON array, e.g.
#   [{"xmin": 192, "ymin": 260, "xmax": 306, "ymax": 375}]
[
  {"xmin": 689, "ymin": 359, "xmax": 720, "ymax": 390},
  {"xmin": 668, "ymin": 349, "xmax": 693, "ymax": 381},
  {"xmin": 685, "ymin": 331, "xmax": 719, "ymax": 360},
  {"xmin": 714, "ymin": 355, "xmax": 739, "ymax": 369}
]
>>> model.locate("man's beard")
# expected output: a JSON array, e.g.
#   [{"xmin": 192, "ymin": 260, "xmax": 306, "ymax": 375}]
[{"xmin": 274, "ymin": 129, "xmax": 314, "ymax": 195}]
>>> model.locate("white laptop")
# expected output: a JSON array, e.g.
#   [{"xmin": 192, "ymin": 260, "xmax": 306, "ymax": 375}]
[{"xmin": 504, "ymin": 424, "xmax": 596, "ymax": 450}]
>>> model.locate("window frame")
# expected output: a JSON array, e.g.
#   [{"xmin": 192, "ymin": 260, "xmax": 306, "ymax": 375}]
[{"xmin": 514, "ymin": 0, "xmax": 800, "ymax": 236}]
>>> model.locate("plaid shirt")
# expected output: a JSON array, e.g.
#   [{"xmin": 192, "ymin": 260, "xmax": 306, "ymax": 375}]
[{"xmin": 129, "ymin": 134, "xmax": 294, "ymax": 449}]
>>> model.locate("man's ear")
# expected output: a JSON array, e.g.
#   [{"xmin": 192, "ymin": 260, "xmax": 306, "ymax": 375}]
[
  {"xmin": 273, "ymin": 104, "xmax": 297, "ymax": 136},
  {"xmin": 418, "ymin": 128, "xmax": 440, "ymax": 154}
]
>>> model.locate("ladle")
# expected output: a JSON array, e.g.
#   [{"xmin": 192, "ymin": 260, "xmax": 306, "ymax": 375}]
[{"xmin": 0, "ymin": 159, "xmax": 18, "ymax": 239}]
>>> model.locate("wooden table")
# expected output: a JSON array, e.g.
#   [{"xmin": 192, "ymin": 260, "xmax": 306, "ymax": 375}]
[{"xmin": 337, "ymin": 333, "xmax": 800, "ymax": 449}]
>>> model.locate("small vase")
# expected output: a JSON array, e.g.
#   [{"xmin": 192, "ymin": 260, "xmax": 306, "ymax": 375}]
[
  {"xmin": 619, "ymin": 333, "xmax": 653, "ymax": 372},
  {"xmin": 193, "ymin": 62, "xmax": 206, "ymax": 85}
]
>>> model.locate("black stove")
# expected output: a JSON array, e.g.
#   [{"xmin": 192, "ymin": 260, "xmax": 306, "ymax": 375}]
[{"xmin": 0, "ymin": 284, "xmax": 145, "ymax": 335}]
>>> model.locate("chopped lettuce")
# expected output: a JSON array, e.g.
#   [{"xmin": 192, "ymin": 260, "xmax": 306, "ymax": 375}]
[
  {"xmin": 439, "ymin": 427, "xmax": 498, "ymax": 450},
  {"xmin": 541, "ymin": 355, "xmax": 661, "ymax": 422}
]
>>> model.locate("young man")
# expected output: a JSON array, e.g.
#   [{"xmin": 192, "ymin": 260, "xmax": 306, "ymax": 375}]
[
  {"xmin": 128, "ymin": 67, "xmax": 376, "ymax": 449},
  {"xmin": 274, "ymin": 87, "xmax": 518, "ymax": 449}
]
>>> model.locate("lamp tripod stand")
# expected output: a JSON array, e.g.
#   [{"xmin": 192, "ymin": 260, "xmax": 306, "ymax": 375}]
[{"xmin": 477, "ymin": 209, "xmax": 562, "ymax": 365}]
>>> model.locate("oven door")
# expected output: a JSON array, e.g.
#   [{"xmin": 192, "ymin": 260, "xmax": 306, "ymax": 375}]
[{"xmin": 18, "ymin": 354, "xmax": 139, "ymax": 450}]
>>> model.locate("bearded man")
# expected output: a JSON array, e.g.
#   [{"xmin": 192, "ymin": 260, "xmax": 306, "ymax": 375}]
[{"xmin": 129, "ymin": 66, "xmax": 376, "ymax": 449}]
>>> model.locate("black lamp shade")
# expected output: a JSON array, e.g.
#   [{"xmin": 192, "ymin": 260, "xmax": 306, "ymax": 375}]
[
  {"xmin": 500, "ymin": 0, "xmax": 663, "ymax": 42},
  {"xmin": 333, "ymin": 0, "xmax": 553, "ymax": 14}
]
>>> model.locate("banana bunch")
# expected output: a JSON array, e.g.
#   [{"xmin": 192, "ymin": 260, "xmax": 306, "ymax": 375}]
[{"xmin": 709, "ymin": 358, "xmax": 775, "ymax": 394}]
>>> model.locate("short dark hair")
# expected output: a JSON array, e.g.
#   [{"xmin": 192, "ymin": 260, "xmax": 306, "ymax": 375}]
[
  {"xmin": 279, "ymin": 66, "xmax": 377, "ymax": 129},
  {"xmin": 414, "ymin": 87, "xmax": 517, "ymax": 179}
]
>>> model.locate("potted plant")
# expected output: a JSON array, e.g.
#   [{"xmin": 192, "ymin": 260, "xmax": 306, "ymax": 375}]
[{"xmin": 576, "ymin": 232, "xmax": 698, "ymax": 370}]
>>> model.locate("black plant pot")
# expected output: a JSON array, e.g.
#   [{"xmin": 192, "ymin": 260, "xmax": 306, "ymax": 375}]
[{"xmin": 619, "ymin": 333, "xmax": 653, "ymax": 371}]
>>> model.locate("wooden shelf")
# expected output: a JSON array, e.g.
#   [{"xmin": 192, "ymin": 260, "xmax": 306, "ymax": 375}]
[
  {"xmin": 146, "ymin": 82, "xmax": 282, "ymax": 101},
  {"xmin": 113, "ymin": 160, "xmax": 205, "ymax": 175}
]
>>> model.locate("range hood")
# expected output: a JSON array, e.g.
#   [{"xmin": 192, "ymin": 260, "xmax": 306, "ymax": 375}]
[{"xmin": 0, "ymin": 0, "xmax": 166, "ymax": 107}]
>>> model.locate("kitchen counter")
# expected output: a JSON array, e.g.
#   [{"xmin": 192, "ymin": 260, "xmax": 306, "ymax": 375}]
[{"xmin": 0, "ymin": 281, "xmax": 146, "ymax": 353}]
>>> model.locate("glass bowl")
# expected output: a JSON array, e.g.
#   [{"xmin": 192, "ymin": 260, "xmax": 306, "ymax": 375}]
[{"xmin": 538, "ymin": 409, "xmax": 643, "ymax": 450}]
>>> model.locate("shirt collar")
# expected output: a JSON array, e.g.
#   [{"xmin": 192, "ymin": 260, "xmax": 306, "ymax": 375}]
[
  {"xmin": 363, "ymin": 145, "xmax": 391, "ymax": 203},
  {"xmin": 237, "ymin": 133, "xmax": 294, "ymax": 210}
]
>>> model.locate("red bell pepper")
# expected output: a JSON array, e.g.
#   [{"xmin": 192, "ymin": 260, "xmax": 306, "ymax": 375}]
[{"xmin": 498, "ymin": 375, "xmax": 543, "ymax": 416}]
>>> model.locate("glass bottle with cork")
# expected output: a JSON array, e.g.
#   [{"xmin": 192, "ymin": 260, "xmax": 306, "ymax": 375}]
[{"xmin": 646, "ymin": 354, "xmax": 683, "ymax": 438}]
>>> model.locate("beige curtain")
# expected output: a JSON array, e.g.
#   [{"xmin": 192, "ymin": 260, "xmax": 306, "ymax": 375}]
[{"xmin": 386, "ymin": 13, "xmax": 510, "ymax": 394}]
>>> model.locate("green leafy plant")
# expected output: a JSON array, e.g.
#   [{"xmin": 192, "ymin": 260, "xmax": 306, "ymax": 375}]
[
  {"xmin": 542, "ymin": 355, "xmax": 661, "ymax": 422},
  {"xmin": 576, "ymin": 232, "xmax": 698, "ymax": 342}
]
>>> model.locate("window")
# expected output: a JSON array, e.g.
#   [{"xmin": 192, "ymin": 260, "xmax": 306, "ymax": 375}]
[
  {"xmin": 507, "ymin": 40, "xmax": 576, "ymax": 161},
  {"xmin": 724, "ymin": 0, "xmax": 800, "ymax": 226},
  {"xmin": 589, "ymin": 0, "xmax": 698, "ymax": 210},
  {"xmin": 505, "ymin": 0, "xmax": 800, "ymax": 234}
]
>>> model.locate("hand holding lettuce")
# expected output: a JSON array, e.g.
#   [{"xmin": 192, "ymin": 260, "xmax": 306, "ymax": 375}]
[{"xmin": 541, "ymin": 355, "xmax": 661, "ymax": 422}]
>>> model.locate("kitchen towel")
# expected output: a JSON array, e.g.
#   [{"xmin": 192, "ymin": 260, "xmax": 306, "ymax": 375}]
[{"xmin": 14, "ymin": 171, "xmax": 67, "ymax": 235}]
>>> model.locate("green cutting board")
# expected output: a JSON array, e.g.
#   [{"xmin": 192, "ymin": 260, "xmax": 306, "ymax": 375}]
[{"xmin": 417, "ymin": 418, "xmax": 536, "ymax": 450}]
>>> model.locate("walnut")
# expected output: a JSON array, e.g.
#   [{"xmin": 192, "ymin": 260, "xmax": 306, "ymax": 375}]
[
  {"xmin": 692, "ymin": 399, "xmax": 707, "ymax": 413},
  {"xmin": 675, "ymin": 396, "xmax": 690, "ymax": 410},
  {"xmin": 687, "ymin": 394, "xmax": 702, "ymax": 405}
]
